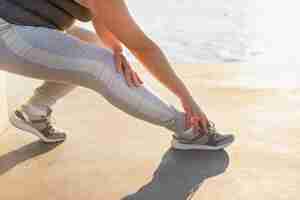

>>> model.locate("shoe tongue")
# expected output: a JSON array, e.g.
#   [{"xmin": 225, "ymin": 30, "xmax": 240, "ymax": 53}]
[{"xmin": 22, "ymin": 105, "xmax": 52, "ymax": 118}]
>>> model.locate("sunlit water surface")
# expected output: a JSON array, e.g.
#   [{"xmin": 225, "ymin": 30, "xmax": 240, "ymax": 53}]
[{"xmin": 78, "ymin": 0, "xmax": 300, "ymax": 89}]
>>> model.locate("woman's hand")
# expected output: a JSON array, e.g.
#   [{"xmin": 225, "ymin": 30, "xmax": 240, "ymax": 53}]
[
  {"xmin": 89, "ymin": 18, "xmax": 143, "ymax": 88},
  {"xmin": 180, "ymin": 96, "xmax": 209, "ymax": 135},
  {"xmin": 89, "ymin": 0, "xmax": 208, "ymax": 129},
  {"xmin": 114, "ymin": 51, "xmax": 143, "ymax": 87}
]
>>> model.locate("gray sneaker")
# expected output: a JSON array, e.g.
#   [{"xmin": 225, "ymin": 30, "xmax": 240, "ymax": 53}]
[
  {"xmin": 171, "ymin": 122, "xmax": 234, "ymax": 150},
  {"xmin": 9, "ymin": 107, "xmax": 66, "ymax": 143}
]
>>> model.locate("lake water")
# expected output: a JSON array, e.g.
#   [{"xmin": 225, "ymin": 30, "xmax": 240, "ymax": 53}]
[
  {"xmin": 79, "ymin": 0, "xmax": 300, "ymax": 89},
  {"xmin": 80, "ymin": 0, "xmax": 299, "ymax": 63}
]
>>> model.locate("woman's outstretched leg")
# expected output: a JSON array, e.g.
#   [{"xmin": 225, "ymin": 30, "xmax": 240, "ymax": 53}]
[{"xmin": 0, "ymin": 24, "xmax": 188, "ymax": 141}]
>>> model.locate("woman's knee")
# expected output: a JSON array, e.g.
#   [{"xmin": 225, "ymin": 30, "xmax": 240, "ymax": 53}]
[{"xmin": 66, "ymin": 25, "xmax": 103, "ymax": 46}]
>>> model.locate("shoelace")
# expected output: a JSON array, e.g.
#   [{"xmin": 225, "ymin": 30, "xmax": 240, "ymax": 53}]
[
  {"xmin": 207, "ymin": 121, "xmax": 225, "ymax": 140},
  {"xmin": 190, "ymin": 121, "xmax": 219, "ymax": 140},
  {"xmin": 208, "ymin": 121, "xmax": 217, "ymax": 134},
  {"xmin": 39, "ymin": 115, "xmax": 57, "ymax": 136}
]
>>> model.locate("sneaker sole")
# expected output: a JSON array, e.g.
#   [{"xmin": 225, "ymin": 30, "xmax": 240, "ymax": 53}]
[
  {"xmin": 171, "ymin": 136, "xmax": 234, "ymax": 150},
  {"xmin": 9, "ymin": 112, "xmax": 65, "ymax": 143}
]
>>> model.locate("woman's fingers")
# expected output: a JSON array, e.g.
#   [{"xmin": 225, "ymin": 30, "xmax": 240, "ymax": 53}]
[
  {"xmin": 136, "ymin": 72, "xmax": 144, "ymax": 84},
  {"xmin": 196, "ymin": 116, "xmax": 208, "ymax": 134},
  {"xmin": 122, "ymin": 56, "xmax": 143, "ymax": 87},
  {"xmin": 191, "ymin": 116, "xmax": 200, "ymax": 133},
  {"xmin": 123, "ymin": 58, "xmax": 139, "ymax": 87},
  {"xmin": 198, "ymin": 114, "xmax": 209, "ymax": 134},
  {"xmin": 185, "ymin": 107, "xmax": 193, "ymax": 129},
  {"xmin": 181, "ymin": 98, "xmax": 210, "ymax": 135},
  {"xmin": 131, "ymin": 71, "xmax": 141, "ymax": 87},
  {"xmin": 114, "ymin": 51, "xmax": 144, "ymax": 88},
  {"xmin": 122, "ymin": 57, "xmax": 140, "ymax": 87},
  {"xmin": 113, "ymin": 51, "xmax": 143, "ymax": 87},
  {"xmin": 114, "ymin": 53, "xmax": 122, "ymax": 73},
  {"xmin": 182, "ymin": 102, "xmax": 193, "ymax": 129},
  {"xmin": 185, "ymin": 112, "xmax": 192, "ymax": 129},
  {"xmin": 123, "ymin": 67, "xmax": 134, "ymax": 87}
]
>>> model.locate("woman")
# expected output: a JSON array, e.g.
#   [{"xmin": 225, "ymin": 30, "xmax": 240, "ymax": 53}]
[{"xmin": 0, "ymin": 0, "xmax": 234, "ymax": 150}]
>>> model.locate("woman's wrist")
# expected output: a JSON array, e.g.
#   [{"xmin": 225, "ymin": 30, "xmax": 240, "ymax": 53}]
[
  {"xmin": 108, "ymin": 39, "xmax": 123, "ymax": 52},
  {"xmin": 100, "ymin": 31, "xmax": 123, "ymax": 53},
  {"xmin": 174, "ymin": 83, "xmax": 193, "ymax": 102}
]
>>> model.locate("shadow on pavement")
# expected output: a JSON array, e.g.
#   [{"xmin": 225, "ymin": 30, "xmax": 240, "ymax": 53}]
[
  {"xmin": 122, "ymin": 148, "xmax": 229, "ymax": 200},
  {"xmin": 0, "ymin": 140, "xmax": 61, "ymax": 175}
]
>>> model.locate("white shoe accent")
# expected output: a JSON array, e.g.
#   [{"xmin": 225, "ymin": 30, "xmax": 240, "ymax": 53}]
[
  {"xmin": 9, "ymin": 111, "xmax": 65, "ymax": 143},
  {"xmin": 171, "ymin": 137, "xmax": 234, "ymax": 151}
]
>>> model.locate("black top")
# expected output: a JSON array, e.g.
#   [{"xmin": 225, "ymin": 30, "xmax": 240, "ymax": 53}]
[{"xmin": 0, "ymin": 0, "xmax": 93, "ymax": 30}]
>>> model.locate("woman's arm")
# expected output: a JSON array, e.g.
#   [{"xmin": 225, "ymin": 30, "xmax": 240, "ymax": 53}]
[
  {"xmin": 87, "ymin": 0, "xmax": 191, "ymax": 100},
  {"xmin": 90, "ymin": 21, "xmax": 143, "ymax": 87},
  {"xmin": 90, "ymin": 21, "xmax": 123, "ymax": 52},
  {"xmin": 86, "ymin": 0, "xmax": 209, "ymax": 132}
]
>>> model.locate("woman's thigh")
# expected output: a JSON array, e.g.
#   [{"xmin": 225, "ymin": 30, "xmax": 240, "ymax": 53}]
[
  {"xmin": 29, "ymin": 25, "xmax": 107, "ymax": 104},
  {"xmin": 0, "ymin": 24, "xmax": 116, "ymax": 89},
  {"xmin": 0, "ymin": 24, "xmax": 177, "ymax": 125}
]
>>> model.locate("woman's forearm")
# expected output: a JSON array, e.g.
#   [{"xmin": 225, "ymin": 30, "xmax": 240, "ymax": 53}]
[
  {"xmin": 92, "ymin": 20, "xmax": 123, "ymax": 52},
  {"xmin": 92, "ymin": 17, "xmax": 191, "ymax": 100},
  {"xmin": 131, "ymin": 43, "xmax": 192, "ymax": 100},
  {"xmin": 85, "ymin": 0, "xmax": 209, "ymax": 130},
  {"xmin": 88, "ymin": 0, "xmax": 192, "ymax": 100}
]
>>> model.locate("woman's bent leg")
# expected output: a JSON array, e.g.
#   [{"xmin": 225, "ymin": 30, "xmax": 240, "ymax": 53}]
[
  {"xmin": 26, "ymin": 81, "xmax": 76, "ymax": 108},
  {"xmin": 0, "ymin": 25, "xmax": 187, "ymax": 136},
  {"xmin": 25, "ymin": 25, "xmax": 104, "ymax": 109}
]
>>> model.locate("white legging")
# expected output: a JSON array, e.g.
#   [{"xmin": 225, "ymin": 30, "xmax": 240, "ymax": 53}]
[{"xmin": 0, "ymin": 19, "xmax": 187, "ymax": 136}]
